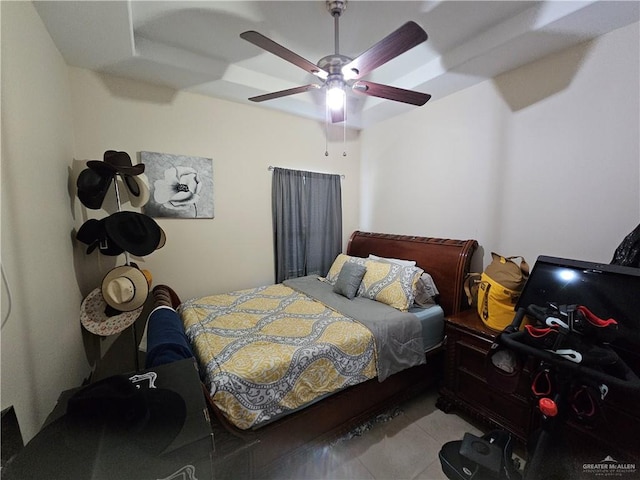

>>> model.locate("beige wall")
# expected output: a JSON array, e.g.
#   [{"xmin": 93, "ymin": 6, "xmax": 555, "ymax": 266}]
[
  {"xmin": 1, "ymin": 1, "xmax": 89, "ymax": 441},
  {"xmin": 1, "ymin": 1, "xmax": 360, "ymax": 442},
  {"xmin": 2, "ymin": 0, "xmax": 638, "ymax": 445},
  {"xmin": 68, "ymin": 69, "xmax": 361, "ymax": 300},
  {"xmin": 361, "ymin": 22, "xmax": 640, "ymax": 269}
]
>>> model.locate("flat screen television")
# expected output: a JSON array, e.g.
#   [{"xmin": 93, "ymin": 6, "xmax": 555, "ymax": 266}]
[{"xmin": 516, "ymin": 255, "xmax": 640, "ymax": 351}]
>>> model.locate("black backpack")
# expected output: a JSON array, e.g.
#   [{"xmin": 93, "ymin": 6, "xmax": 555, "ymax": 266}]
[{"xmin": 611, "ymin": 223, "xmax": 640, "ymax": 267}]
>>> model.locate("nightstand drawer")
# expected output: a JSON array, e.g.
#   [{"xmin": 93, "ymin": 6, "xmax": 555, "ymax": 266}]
[
  {"xmin": 455, "ymin": 339, "xmax": 489, "ymax": 379},
  {"xmin": 457, "ymin": 370, "xmax": 532, "ymax": 437},
  {"xmin": 456, "ymin": 339, "xmax": 533, "ymax": 400}
]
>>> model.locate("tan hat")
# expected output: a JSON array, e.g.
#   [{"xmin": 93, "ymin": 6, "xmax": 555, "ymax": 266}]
[
  {"xmin": 101, "ymin": 265, "xmax": 149, "ymax": 312},
  {"xmin": 156, "ymin": 227, "xmax": 166, "ymax": 250},
  {"xmin": 122, "ymin": 173, "xmax": 150, "ymax": 208},
  {"xmin": 80, "ymin": 288, "xmax": 143, "ymax": 336}
]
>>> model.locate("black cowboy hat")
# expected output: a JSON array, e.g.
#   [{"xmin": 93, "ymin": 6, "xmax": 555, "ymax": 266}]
[
  {"xmin": 2, "ymin": 374, "xmax": 186, "ymax": 480},
  {"xmin": 65, "ymin": 375, "xmax": 185, "ymax": 454},
  {"xmin": 76, "ymin": 166, "xmax": 115, "ymax": 210},
  {"xmin": 88, "ymin": 150, "xmax": 145, "ymax": 176},
  {"xmin": 76, "ymin": 218, "xmax": 124, "ymax": 256},
  {"xmin": 104, "ymin": 211, "xmax": 162, "ymax": 257}
]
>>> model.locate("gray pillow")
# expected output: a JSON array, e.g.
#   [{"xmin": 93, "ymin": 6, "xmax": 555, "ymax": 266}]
[{"xmin": 333, "ymin": 263, "xmax": 367, "ymax": 299}]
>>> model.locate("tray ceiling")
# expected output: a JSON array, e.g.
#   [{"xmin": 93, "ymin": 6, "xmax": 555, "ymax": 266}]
[{"xmin": 34, "ymin": 1, "xmax": 639, "ymax": 129}]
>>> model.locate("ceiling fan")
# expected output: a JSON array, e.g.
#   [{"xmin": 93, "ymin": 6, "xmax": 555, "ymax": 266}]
[{"xmin": 240, "ymin": 0, "xmax": 431, "ymax": 123}]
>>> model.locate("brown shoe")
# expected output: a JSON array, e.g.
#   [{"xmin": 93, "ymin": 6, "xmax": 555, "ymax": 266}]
[{"xmin": 152, "ymin": 285, "xmax": 181, "ymax": 309}]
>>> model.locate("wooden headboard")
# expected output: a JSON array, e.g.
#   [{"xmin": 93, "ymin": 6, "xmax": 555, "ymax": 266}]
[{"xmin": 347, "ymin": 231, "xmax": 478, "ymax": 316}]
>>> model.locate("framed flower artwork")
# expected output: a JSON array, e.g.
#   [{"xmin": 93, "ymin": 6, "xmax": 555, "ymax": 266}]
[{"xmin": 140, "ymin": 151, "xmax": 214, "ymax": 218}]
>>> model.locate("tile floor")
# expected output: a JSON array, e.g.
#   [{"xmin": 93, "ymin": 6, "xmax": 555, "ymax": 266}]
[{"xmin": 256, "ymin": 387, "xmax": 487, "ymax": 480}]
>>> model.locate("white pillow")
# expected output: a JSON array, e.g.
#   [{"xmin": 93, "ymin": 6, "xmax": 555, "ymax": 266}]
[
  {"xmin": 413, "ymin": 272, "xmax": 440, "ymax": 307},
  {"xmin": 368, "ymin": 254, "xmax": 416, "ymax": 267}
]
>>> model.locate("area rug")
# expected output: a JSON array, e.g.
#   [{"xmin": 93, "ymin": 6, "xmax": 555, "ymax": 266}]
[{"xmin": 330, "ymin": 406, "xmax": 404, "ymax": 445}]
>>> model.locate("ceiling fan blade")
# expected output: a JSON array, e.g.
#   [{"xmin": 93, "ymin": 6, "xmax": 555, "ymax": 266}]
[
  {"xmin": 353, "ymin": 81, "xmax": 431, "ymax": 106},
  {"xmin": 248, "ymin": 84, "xmax": 320, "ymax": 103},
  {"xmin": 240, "ymin": 31, "xmax": 328, "ymax": 80},
  {"xmin": 343, "ymin": 22, "xmax": 428, "ymax": 80}
]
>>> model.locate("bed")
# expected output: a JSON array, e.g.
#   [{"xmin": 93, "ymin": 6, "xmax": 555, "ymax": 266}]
[{"xmin": 179, "ymin": 231, "xmax": 477, "ymax": 474}]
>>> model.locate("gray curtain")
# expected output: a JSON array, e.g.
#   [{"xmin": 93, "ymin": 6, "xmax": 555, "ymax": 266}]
[{"xmin": 272, "ymin": 168, "xmax": 342, "ymax": 283}]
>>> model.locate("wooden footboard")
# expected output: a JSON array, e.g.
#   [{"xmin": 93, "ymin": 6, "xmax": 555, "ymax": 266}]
[
  {"xmin": 208, "ymin": 350, "xmax": 444, "ymax": 476},
  {"xmin": 207, "ymin": 231, "xmax": 478, "ymax": 476}
]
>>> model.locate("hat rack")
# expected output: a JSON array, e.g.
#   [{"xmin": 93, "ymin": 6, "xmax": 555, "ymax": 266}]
[
  {"xmin": 111, "ymin": 177, "xmax": 131, "ymax": 266},
  {"xmin": 76, "ymin": 151, "xmax": 161, "ymax": 372}
]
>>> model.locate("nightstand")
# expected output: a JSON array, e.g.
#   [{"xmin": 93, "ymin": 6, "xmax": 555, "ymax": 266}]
[
  {"xmin": 436, "ymin": 309, "xmax": 640, "ymax": 462},
  {"xmin": 436, "ymin": 309, "xmax": 538, "ymax": 444}
]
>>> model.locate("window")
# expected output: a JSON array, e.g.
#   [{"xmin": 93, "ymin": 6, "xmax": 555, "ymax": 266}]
[{"xmin": 272, "ymin": 168, "xmax": 342, "ymax": 283}]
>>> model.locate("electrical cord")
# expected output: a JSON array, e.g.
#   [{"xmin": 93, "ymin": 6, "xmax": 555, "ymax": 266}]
[{"xmin": 1, "ymin": 263, "xmax": 13, "ymax": 329}]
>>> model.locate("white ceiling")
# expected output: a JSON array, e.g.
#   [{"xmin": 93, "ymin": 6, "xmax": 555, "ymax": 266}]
[{"xmin": 34, "ymin": 1, "xmax": 639, "ymax": 129}]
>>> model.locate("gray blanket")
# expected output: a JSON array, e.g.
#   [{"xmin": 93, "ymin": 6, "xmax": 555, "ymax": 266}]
[{"xmin": 284, "ymin": 276, "xmax": 426, "ymax": 382}]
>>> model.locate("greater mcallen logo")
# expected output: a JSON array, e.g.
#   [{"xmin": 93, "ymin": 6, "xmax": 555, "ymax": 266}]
[{"xmin": 583, "ymin": 456, "xmax": 637, "ymax": 476}]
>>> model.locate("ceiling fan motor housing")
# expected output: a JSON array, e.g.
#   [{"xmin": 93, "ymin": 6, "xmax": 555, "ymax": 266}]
[
  {"xmin": 318, "ymin": 54, "xmax": 352, "ymax": 75},
  {"xmin": 326, "ymin": 0, "xmax": 347, "ymax": 17}
]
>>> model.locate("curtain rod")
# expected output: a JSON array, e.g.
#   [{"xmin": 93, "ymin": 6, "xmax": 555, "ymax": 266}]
[{"xmin": 268, "ymin": 166, "xmax": 345, "ymax": 179}]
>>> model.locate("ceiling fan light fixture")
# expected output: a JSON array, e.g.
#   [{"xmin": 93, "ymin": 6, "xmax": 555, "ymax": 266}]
[{"xmin": 326, "ymin": 84, "xmax": 345, "ymax": 111}]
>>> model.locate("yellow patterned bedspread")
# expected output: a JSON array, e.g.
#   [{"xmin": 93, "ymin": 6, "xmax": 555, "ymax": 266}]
[{"xmin": 180, "ymin": 283, "xmax": 377, "ymax": 430}]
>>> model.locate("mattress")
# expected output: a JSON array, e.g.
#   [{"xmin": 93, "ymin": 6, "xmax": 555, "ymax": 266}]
[
  {"xmin": 409, "ymin": 304, "xmax": 445, "ymax": 351},
  {"xmin": 252, "ymin": 303, "xmax": 444, "ymax": 429},
  {"xmin": 181, "ymin": 277, "xmax": 440, "ymax": 430},
  {"xmin": 181, "ymin": 283, "xmax": 378, "ymax": 429}
]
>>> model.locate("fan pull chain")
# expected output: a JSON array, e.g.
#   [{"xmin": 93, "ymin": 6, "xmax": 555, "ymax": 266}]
[
  {"xmin": 324, "ymin": 90, "xmax": 347, "ymax": 157},
  {"xmin": 342, "ymin": 125, "xmax": 346, "ymax": 156},
  {"xmin": 343, "ymin": 97, "xmax": 347, "ymax": 157},
  {"xmin": 325, "ymin": 101, "xmax": 330, "ymax": 157}
]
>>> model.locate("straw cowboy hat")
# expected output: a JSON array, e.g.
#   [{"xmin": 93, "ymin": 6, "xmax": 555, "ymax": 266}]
[{"xmin": 101, "ymin": 265, "xmax": 150, "ymax": 312}]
